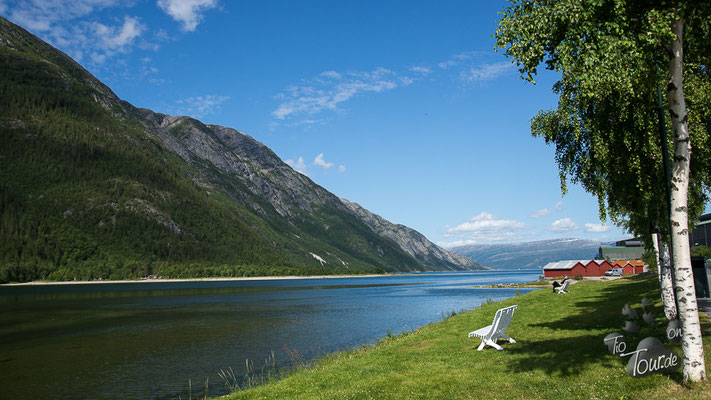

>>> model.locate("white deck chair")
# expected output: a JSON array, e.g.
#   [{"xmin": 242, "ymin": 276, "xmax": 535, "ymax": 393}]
[
  {"xmin": 555, "ymin": 280, "xmax": 570, "ymax": 294},
  {"xmin": 468, "ymin": 305, "xmax": 518, "ymax": 351}
]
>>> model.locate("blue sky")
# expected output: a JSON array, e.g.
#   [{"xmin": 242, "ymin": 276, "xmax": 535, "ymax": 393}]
[{"xmin": 6, "ymin": 0, "xmax": 699, "ymax": 247}]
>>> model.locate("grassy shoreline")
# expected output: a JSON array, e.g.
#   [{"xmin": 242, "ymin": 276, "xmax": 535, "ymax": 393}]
[
  {"xmin": 477, "ymin": 275, "xmax": 626, "ymax": 289},
  {"xmin": 219, "ymin": 274, "xmax": 710, "ymax": 399}
]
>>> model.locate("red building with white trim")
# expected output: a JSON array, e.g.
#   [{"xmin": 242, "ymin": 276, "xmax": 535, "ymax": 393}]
[
  {"xmin": 542, "ymin": 260, "xmax": 586, "ymax": 278},
  {"xmin": 613, "ymin": 260, "xmax": 645, "ymax": 275},
  {"xmin": 543, "ymin": 259, "xmax": 644, "ymax": 278}
]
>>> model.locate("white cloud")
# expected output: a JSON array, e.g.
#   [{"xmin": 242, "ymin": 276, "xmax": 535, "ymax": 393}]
[
  {"xmin": 410, "ymin": 66, "xmax": 431, "ymax": 75},
  {"xmin": 314, "ymin": 153, "xmax": 334, "ymax": 169},
  {"xmin": 154, "ymin": 28, "xmax": 170, "ymax": 41},
  {"xmin": 148, "ymin": 77, "xmax": 165, "ymax": 85},
  {"xmin": 447, "ymin": 212, "xmax": 526, "ymax": 234},
  {"xmin": 438, "ymin": 51, "xmax": 480, "ymax": 69},
  {"xmin": 7, "ymin": 0, "xmax": 120, "ymax": 32},
  {"xmin": 461, "ymin": 61, "xmax": 512, "ymax": 82},
  {"xmin": 438, "ymin": 230, "xmax": 521, "ymax": 248},
  {"xmin": 439, "ymin": 211, "xmax": 529, "ymax": 247},
  {"xmin": 530, "ymin": 208, "xmax": 550, "ymax": 219},
  {"xmin": 141, "ymin": 63, "xmax": 164, "ymax": 85},
  {"xmin": 530, "ymin": 201, "xmax": 565, "ymax": 218},
  {"xmin": 437, "ymin": 51, "xmax": 513, "ymax": 83},
  {"xmin": 272, "ymin": 67, "xmax": 409, "ymax": 120},
  {"xmin": 90, "ymin": 52, "xmax": 106, "ymax": 63},
  {"xmin": 584, "ymin": 223, "xmax": 612, "ymax": 233},
  {"xmin": 297, "ymin": 119, "xmax": 322, "ymax": 126},
  {"xmin": 269, "ymin": 119, "xmax": 324, "ymax": 131},
  {"xmin": 92, "ymin": 16, "xmax": 143, "ymax": 51},
  {"xmin": 320, "ymin": 70, "xmax": 341, "ymax": 79},
  {"xmin": 176, "ymin": 94, "xmax": 229, "ymax": 118},
  {"xmin": 551, "ymin": 218, "xmax": 579, "ymax": 232},
  {"xmin": 272, "ymin": 51, "xmax": 516, "ymax": 123},
  {"xmin": 4, "ymin": 1, "xmax": 149, "ymax": 65},
  {"xmin": 157, "ymin": 0, "xmax": 217, "ymax": 32},
  {"xmin": 143, "ymin": 65, "xmax": 159, "ymax": 75},
  {"xmin": 399, "ymin": 76, "xmax": 414, "ymax": 86},
  {"xmin": 286, "ymin": 153, "xmax": 344, "ymax": 175},
  {"xmin": 285, "ymin": 157, "xmax": 308, "ymax": 175}
]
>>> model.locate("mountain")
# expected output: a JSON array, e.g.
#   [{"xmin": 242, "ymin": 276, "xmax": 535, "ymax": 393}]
[
  {"xmin": 339, "ymin": 199, "xmax": 483, "ymax": 270},
  {"xmin": 0, "ymin": 17, "xmax": 482, "ymax": 282},
  {"xmin": 449, "ymin": 239, "xmax": 605, "ymax": 269}
]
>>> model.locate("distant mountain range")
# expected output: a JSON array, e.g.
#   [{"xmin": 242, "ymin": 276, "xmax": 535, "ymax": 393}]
[
  {"xmin": 0, "ymin": 17, "xmax": 483, "ymax": 282},
  {"xmin": 449, "ymin": 238, "xmax": 607, "ymax": 269}
]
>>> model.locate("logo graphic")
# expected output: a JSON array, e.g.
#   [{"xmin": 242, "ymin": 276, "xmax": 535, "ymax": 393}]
[
  {"xmin": 604, "ymin": 332, "xmax": 628, "ymax": 356},
  {"xmin": 666, "ymin": 320, "xmax": 682, "ymax": 343},
  {"xmin": 620, "ymin": 337, "xmax": 680, "ymax": 378}
]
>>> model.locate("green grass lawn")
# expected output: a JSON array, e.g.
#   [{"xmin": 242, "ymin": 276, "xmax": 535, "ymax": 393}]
[{"xmin": 221, "ymin": 274, "xmax": 711, "ymax": 399}]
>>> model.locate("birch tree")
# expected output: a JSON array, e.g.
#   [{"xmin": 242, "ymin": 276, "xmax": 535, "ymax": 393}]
[
  {"xmin": 495, "ymin": 0, "xmax": 710, "ymax": 381},
  {"xmin": 655, "ymin": 235, "xmax": 677, "ymax": 320}
]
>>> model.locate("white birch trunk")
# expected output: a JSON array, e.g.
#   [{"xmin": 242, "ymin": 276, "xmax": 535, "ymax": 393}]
[
  {"xmin": 655, "ymin": 234, "xmax": 677, "ymax": 320},
  {"xmin": 652, "ymin": 233, "xmax": 661, "ymax": 277},
  {"xmin": 667, "ymin": 17, "xmax": 706, "ymax": 382}
]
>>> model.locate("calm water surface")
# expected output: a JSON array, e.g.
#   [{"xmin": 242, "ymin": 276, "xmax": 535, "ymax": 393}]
[{"xmin": 0, "ymin": 270, "xmax": 540, "ymax": 399}]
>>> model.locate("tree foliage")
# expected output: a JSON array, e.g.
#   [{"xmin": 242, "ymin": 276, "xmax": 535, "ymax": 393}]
[
  {"xmin": 691, "ymin": 245, "xmax": 711, "ymax": 260},
  {"xmin": 495, "ymin": 0, "xmax": 711, "ymax": 242}
]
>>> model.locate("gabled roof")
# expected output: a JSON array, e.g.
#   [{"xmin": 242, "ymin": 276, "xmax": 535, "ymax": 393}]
[
  {"xmin": 613, "ymin": 259, "xmax": 644, "ymax": 267},
  {"xmin": 542, "ymin": 260, "xmax": 587, "ymax": 270}
]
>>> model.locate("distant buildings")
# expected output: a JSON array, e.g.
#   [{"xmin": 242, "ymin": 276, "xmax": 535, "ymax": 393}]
[
  {"xmin": 541, "ymin": 213, "xmax": 710, "ymax": 280},
  {"xmin": 612, "ymin": 259, "xmax": 645, "ymax": 275},
  {"xmin": 542, "ymin": 259, "xmax": 644, "ymax": 278}
]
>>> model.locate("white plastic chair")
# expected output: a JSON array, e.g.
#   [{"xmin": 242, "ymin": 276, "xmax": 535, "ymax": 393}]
[
  {"xmin": 555, "ymin": 280, "xmax": 570, "ymax": 294},
  {"xmin": 468, "ymin": 305, "xmax": 518, "ymax": 351}
]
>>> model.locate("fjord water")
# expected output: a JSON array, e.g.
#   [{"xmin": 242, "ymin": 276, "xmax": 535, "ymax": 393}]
[{"xmin": 0, "ymin": 270, "xmax": 539, "ymax": 399}]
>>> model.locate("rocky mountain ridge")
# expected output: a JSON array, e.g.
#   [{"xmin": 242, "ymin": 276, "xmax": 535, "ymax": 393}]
[
  {"xmin": 134, "ymin": 108, "xmax": 337, "ymax": 216},
  {"xmin": 340, "ymin": 199, "xmax": 483, "ymax": 269}
]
